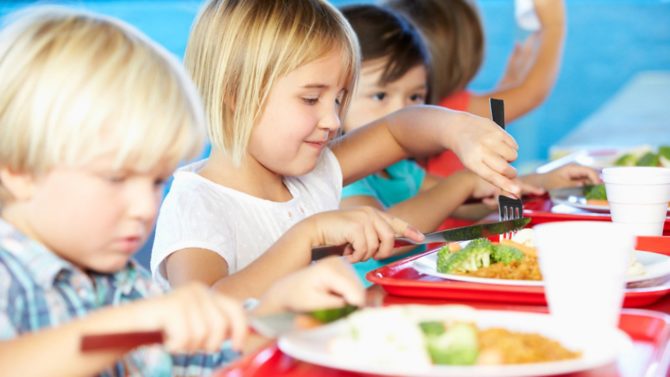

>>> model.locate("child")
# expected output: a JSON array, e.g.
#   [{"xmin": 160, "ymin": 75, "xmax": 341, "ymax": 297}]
[
  {"xmin": 385, "ymin": 0, "xmax": 566, "ymax": 177},
  {"xmin": 0, "ymin": 7, "xmax": 365, "ymax": 376},
  {"xmin": 151, "ymin": 0, "xmax": 521, "ymax": 299},
  {"xmin": 339, "ymin": 4, "xmax": 599, "ymax": 280}
]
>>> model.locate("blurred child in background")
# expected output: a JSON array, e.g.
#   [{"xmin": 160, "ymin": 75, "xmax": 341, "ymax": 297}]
[
  {"xmin": 385, "ymin": 0, "xmax": 566, "ymax": 178},
  {"xmin": 340, "ymin": 4, "xmax": 599, "ymax": 282},
  {"xmin": 151, "ymin": 0, "xmax": 522, "ymax": 300},
  {"xmin": 0, "ymin": 7, "xmax": 365, "ymax": 376}
]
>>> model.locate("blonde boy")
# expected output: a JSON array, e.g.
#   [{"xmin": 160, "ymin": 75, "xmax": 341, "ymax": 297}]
[{"xmin": 0, "ymin": 7, "xmax": 365, "ymax": 377}]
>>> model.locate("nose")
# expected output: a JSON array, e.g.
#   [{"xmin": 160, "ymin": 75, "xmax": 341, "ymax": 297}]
[
  {"xmin": 319, "ymin": 105, "xmax": 342, "ymax": 133},
  {"xmin": 127, "ymin": 180, "xmax": 160, "ymax": 224}
]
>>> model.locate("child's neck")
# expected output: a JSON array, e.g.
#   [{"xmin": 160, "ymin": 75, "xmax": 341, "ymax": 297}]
[{"xmin": 200, "ymin": 149, "xmax": 293, "ymax": 202}]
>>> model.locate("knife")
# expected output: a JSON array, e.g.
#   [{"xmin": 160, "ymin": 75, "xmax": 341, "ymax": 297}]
[
  {"xmin": 311, "ymin": 217, "xmax": 530, "ymax": 261},
  {"xmin": 250, "ymin": 305, "xmax": 359, "ymax": 338}
]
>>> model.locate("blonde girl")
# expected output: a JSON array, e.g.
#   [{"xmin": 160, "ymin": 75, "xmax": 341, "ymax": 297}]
[{"xmin": 151, "ymin": 0, "xmax": 520, "ymax": 299}]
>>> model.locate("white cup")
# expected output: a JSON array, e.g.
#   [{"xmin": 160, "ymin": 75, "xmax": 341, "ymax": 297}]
[
  {"xmin": 602, "ymin": 167, "xmax": 670, "ymax": 236},
  {"xmin": 535, "ymin": 221, "xmax": 635, "ymax": 335}
]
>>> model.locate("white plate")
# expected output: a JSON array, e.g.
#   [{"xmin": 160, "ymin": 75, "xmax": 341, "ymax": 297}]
[
  {"xmin": 278, "ymin": 308, "xmax": 632, "ymax": 377},
  {"xmin": 411, "ymin": 250, "xmax": 670, "ymax": 287},
  {"xmin": 549, "ymin": 187, "xmax": 610, "ymax": 213}
]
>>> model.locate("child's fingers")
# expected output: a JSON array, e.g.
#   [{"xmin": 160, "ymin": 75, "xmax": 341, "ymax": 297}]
[
  {"xmin": 319, "ymin": 258, "xmax": 365, "ymax": 306},
  {"xmin": 479, "ymin": 161, "xmax": 521, "ymax": 196},
  {"xmin": 214, "ymin": 295, "xmax": 248, "ymax": 351}
]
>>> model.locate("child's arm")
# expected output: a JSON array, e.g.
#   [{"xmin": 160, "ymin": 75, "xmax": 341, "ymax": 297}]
[
  {"xmin": 467, "ymin": 0, "xmax": 566, "ymax": 122},
  {"xmin": 520, "ymin": 164, "xmax": 601, "ymax": 191},
  {"xmin": 0, "ymin": 283, "xmax": 246, "ymax": 377},
  {"xmin": 333, "ymin": 105, "xmax": 520, "ymax": 196},
  {"xmin": 341, "ymin": 170, "xmax": 495, "ymax": 234},
  {"xmin": 167, "ymin": 208, "xmax": 423, "ymax": 299}
]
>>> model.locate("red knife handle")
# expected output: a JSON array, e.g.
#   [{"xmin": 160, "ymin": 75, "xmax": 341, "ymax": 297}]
[{"xmin": 81, "ymin": 330, "xmax": 164, "ymax": 352}]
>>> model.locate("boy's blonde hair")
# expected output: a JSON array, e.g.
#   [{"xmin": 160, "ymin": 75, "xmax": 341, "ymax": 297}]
[
  {"xmin": 385, "ymin": 0, "xmax": 484, "ymax": 104},
  {"xmin": 0, "ymin": 7, "xmax": 205, "ymax": 202},
  {"xmin": 185, "ymin": 0, "xmax": 360, "ymax": 165}
]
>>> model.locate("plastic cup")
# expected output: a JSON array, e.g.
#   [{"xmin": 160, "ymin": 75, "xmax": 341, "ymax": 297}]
[
  {"xmin": 602, "ymin": 167, "xmax": 670, "ymax": 236},
  {"xmin": 535, "ymin": 221, "xmax": 635, "ymax": 335}
]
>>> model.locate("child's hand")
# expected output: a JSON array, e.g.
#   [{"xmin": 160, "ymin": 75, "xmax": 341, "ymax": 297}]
[
  {"xmin": 308, "ymin": 207, "xmax": 424, "ymax": 262},
  {"xmin": 257, "ymin": 257, "xmax": 365, "ymax": 315},
  {"xmin": 140, "ymin": 283, "xmax": 247, "ymax": 353},
  {"xmin": 499, "ymin": 34, "xmax": 538, "ymax": 88},
  {"xmin": 535, "ymin": 164, "xmax": 601, "ymax": 190},
  {"xmin": 479, "ymin": 178, "xmax": 545, "ymax": 209},
  {"xmin": 446, "ymin": 113, "xmax": 521, "ymax": 196}
]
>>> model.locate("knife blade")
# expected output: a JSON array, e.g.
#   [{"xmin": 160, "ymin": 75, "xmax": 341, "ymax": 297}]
[
  {"xmin": 311, "ymin": 217, "xmax": 530, "ymax": 260},
  {"xmin": 250, "ymin": 305, "xmax": 358, "ymax": 338}
]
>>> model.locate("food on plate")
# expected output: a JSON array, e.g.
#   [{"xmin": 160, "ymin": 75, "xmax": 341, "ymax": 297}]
[
  {"xmin": 329, "ymin": 306, "xmax": 581, "ymax": 368},
  {"xmin": 436, "ymin": 229, "xmax": 645, "ymax": 280},
  {"xmin": 613, "ymin": 145, "xmax": 670, "ymax": 167},
  {"xmin": 437, "ymin": 237, "xmax": 542, "ymax": 280},
  {"xmin": 583, "ymin": 183, "xmax": 670, "ymax": 208},
  {"xmin": 295, "ymin": 304, "xmax": 359, "ymax": 330}
]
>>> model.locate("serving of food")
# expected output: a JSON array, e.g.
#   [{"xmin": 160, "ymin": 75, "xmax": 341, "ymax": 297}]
[
  {"xmin": 278, "ymin": 305, "xmax": 631, "ymax": 377},
  {"xmin": 411, "ymin": 228, "xmax": 670, "ymax": 286}
]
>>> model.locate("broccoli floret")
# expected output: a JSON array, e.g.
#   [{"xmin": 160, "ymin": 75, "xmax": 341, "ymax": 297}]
[
  {"xmin": 310, "ymin": 304, "xmax": 358, "ymax": 323},
  {"xmin": 614, "ymin": 153, "xmax": 638, "ymax": 166},
  {"xmin": 584, "ymin": 184, "xmax": 607, "ymax": 201},
  {"xmin": 491, "ymin": 244, "xmax": 525, "ymax": 264},
  {"xmin": 421, "ymin": 322, "xmax": 478, "ymax": 365},
  {"xmin": 636, "ymin": 152, "xmax": 660, "ymax": 167},
  {"xmin": 437, "ymin": 238, "xmax": 492, "ymax": 274},
  {"xmin": 660, "ymin": 146, "xmax": 670, "ymax": 167}
]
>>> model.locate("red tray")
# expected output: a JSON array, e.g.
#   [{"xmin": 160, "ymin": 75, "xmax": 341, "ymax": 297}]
[
  {"xmin": 523, "ymin": 195, "xmax": 670, "ymax": 235},
  {"xmin": 215, "ymin": 309, "xmax": 670, "ymax": 377},
  {"xmin": 366, "ymin": 249, "xmax": 670, "ymax": 307}
]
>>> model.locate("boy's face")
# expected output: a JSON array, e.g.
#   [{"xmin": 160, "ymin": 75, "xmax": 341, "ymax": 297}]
[
  {"xmin": 248, "ymin": 48, "xmax": 347, "ymax": 177},
  {"xmin": 3, "ymin": 149, "xmax": 172, "ymax": 273},
  {"xmin": 344, "ymin": 58, "xmax": 428, "ymax": 132}
]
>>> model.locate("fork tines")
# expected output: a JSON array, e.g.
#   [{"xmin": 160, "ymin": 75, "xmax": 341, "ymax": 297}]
[{"xmin": 498, "ymin": 195, "xmax": 524, "ymax": 240}]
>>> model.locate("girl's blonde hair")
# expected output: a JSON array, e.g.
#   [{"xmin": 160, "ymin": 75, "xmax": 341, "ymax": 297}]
[
  {"xmin": 0, "ymin": 6, "xmax": 205, "ymax": 202},
  {"xmin": 385, "ymin": 0, "xmax": 484, "ymax": 104},
  {"xmin": 185, "ymin": 0, "xmax": 360, "ymax": 165}
]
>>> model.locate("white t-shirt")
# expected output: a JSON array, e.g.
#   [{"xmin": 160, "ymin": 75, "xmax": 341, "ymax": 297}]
[{"xmin": 150, "ymin": 148, "xmax": 342, "ymax": 287}]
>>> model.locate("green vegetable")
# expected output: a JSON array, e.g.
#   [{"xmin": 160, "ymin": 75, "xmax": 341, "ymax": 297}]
[
  {"xmin": 419, "ymin": 321, "xmax": 446, "ymax": 337},
  {"xmin": 310, "ymin": 304, "xmax": 358, "ymax": 323},
  {"xmin": 584, "ymin": 184, "xmax": 607, "ymax": 201},
  {"xmin": 659, "ymin": 146, "xmax": 670, "ymax": 167},
  {"xmin": 636, "ymin": 152, "xmax": 660, "ymax": 167},
  {"xmin": 614, "ymin": 153, "xmax": 638, "ymax": 166},
  {"xmin": 421, "ymin": 321, "xmax": 478, "ymax": 365},
  {"xmin": 491, "ymin": 244, "xmax": 524, "ymax": 264},
  {"xmin": 437, "ymin": 238, "xmax": 492, "ymax": 274}
]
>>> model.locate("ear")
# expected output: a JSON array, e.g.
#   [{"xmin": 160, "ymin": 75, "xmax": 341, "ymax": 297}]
[{"xmin": 0, "ymin": 167, "xmax": 37, "ymax": 201}]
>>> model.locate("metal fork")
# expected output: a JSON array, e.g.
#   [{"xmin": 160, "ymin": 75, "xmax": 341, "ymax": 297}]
[{"xmin": 490, "ymin": 98, "xmax": 524, "ymax": 240}]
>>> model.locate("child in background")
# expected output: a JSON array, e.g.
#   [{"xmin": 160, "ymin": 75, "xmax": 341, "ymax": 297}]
[
  {"xmin": 0, "ymin": 8, "xmax": 365, "ymax": 376},
  {"xmin": 151, "ymin": 0, "xmax": 521, "ymax": 300},
  {"xmin": 340, "ymin": 4, "xmax": 599, "ymax": 281},
  {"xmin": 385, "ymin": 0, "xmax": 566, "ymax": 178}
]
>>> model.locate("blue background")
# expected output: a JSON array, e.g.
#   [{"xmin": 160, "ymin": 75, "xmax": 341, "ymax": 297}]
[{"xmin": 1, "ymin": 0, "xmax": 668, "ymax": 267}]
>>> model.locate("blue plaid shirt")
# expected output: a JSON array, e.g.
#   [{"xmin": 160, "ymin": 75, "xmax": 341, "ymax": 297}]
[{"xmin": 0, "ymin": 219, "xmax": 238, "ymax": 376}]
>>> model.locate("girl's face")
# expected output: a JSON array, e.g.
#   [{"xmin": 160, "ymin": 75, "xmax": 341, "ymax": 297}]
[
  {"xmin": 344, "ymin": 58, "xmax": 428, "ymax": 132},
  {"xmin": 8, "ymin": 150, "xmax": 172, "ymax": 273},
  {"xmin": 248, "ymin": 49, "xmax": 347, "ymax": 177}
]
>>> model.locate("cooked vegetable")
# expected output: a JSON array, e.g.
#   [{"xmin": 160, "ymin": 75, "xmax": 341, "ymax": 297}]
[
  {"xmin": 310, "ymin": 304, "xmax": 358, "ymax": 323},
  {"xmin": 636, "ymin": 152, "xmax": 660, "ymax": 167},
  {"xmin": 437, "ymin": 238, "xmax": 492, "ymax": 274},
  {"xmin": 614, "ymin": 153, "xmax": 638, "ymax": 166},
  {"xmin": 420, "ymin": 321, "xmax": 478, "ymax": 365},
  {"xmin": 491, "ymin": 244, "xmax": 525, "ymax": 264},
  {"xmin": 584, "ymin": 184, "xmax": 607, "ymax": 201},
  {"xmin": 659, "ymin": 146, "xmax": 670, "ymax": 167}
]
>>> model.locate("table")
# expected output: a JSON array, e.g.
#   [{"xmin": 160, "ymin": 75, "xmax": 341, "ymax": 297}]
[
  {"xmin": 217, "ymin": 284, "xmax": 670, "ymax": 377},
  {"xmin": 550, "ymin": 71, "xmax": 670, "ymax": 160}
]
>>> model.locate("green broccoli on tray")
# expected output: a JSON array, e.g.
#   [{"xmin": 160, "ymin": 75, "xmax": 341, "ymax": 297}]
[
  {"xmin": 437, "ymin": 238, "xmax": 525, "ymax": 274},
  {"xmin": 583, "ymin": 184, "xmax": 607, "ymax": 201},
  {"xmin": 613, "ymin": 145, "xmax": 670, "ymax": 167},
  {"xmin": 419, "ymin": 321, "xmax": 479, "ymax": 365}
]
